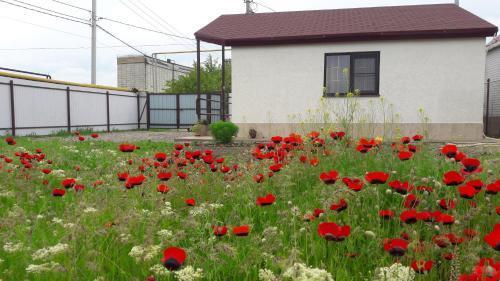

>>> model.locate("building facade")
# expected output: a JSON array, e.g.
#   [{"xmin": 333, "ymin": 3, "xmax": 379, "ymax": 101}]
[
  {"xmin": 486, "ymin": 37, "xmax": 500, "ymax": 137},
  {"xmin": 117, "ymin": 55, "xmax": 192, "ymax": 92}
]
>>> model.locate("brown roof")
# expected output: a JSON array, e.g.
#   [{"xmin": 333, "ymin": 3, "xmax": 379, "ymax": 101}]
[{"xmin": 195, "ymin": 4, "xmax": 498, "ymax": 46}]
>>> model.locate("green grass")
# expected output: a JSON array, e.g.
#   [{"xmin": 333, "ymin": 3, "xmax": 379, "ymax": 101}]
[{"xmin": 0, "ymin": 135, "xmax": 498, "ymax": 281}]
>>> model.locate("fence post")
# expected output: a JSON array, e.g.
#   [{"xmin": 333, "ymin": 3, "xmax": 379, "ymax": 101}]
[
  {"xmin": 136, "ymin": 93, "xmax": 140, "ymax": 129},
  {"xmin": 485, "ymin": 79, "xmax": 490, "ymax": 136},
  {"xmin": 221, "ymin": 45, "xmax": 226, "ymax": 121},
  {"xmin": 207, "ymin": 93, "xmax": 212, "ymax": 124},
  {"xmin": 106, "ymin": 91, "xmax": 110, "ymax": 132},
  {"xmin": 176, "ymin": 93, "xmax": 180, "ymax": 129},
  {"xmin": 66, "ymin": 87, "xmax": 71, "ymax": 132},
  {"xmin": 9, "ymin": 80, "xmax": 15, "ymax": 136},
  {"xmin": 146, "ymin": 93, "xmax": 151, "ymax": 130}
]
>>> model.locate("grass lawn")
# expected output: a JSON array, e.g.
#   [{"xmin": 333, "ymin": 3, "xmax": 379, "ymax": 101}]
[{"xmin": 0, "ymin": 133, "xmax": 498, "ymax": 281}]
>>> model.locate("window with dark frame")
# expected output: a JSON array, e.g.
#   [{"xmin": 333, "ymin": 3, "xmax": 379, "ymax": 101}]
[{"xmin": 324, "ymin": 52, "xmax": 380, "ymax": 97}]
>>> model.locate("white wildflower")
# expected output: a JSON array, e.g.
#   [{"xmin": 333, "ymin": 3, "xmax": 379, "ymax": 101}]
[
  {"xmin": 259, "ymin": 268, "xmax": 278, "ymax": 281},
  {"xmin": 160, "ymin": 202, "xmax": 174, "ymax": 216},
  {"xmin": 32, "ymin": 243, "xmax": 69, "ymax": 260},
  {"xmin": 373, "ymin": 263, "xmax": 415, "ymax": 281},
  {"xmin": 189, "ymin": 205, "xmax": 209, "ymax": 217},
  {"xmin": 3, "ymin": 242, "xmax": 25, "ymax": 253},
  {"xmin": 52, "ymin": 217, "xmax": 63, "ymax": 224},
  {"xmin": 283, "ymin": 263, "xmax": 334, "ymax": 281},
  {"xmin": 175, "ymin": 266, "xmax": 204, "ymax": 281},
  {"xmin": 26, "ymin": 262, "xmax": 63, "ymax": 274},
  {"xmin": 83, "ymin": 207, "xmax": 98, "ymax": 213},
  {"xmin": 128, "ymin": 245, "xmax": 161, "ymax": 262},
  {"xmin": 36, "ymin": 214, "xmax": 45, "ymax": 220},
  {"xmin": 157, "ymin": 229, "xmax": 173, "ymax": 240},
  {"xmin": 149, "ymin": 264, "xmax": 171, "ymax": 277}
]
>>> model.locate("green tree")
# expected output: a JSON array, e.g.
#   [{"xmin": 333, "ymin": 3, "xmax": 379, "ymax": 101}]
[{"xmin": 164, "ymin": 55, "xmax": 231, "ymax": 93}]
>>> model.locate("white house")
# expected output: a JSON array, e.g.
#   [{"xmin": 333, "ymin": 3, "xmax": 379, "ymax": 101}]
[
  {"xmin": 195, "ymin": 4, "xmax": 497, "ymax": 141},
  {"xmin": 486, "ymin": 36, "xmax": 500, "ymax": 137}
]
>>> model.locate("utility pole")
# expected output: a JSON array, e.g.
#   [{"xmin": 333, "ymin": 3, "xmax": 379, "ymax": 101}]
[
  {"xmin": 455, "ymin": 0, "xmax": 459, "ymax": 5},
  {"xmin": 244, "ymin": 0, "xmax": 254, "ymax": 14},
  {"xmin": 91, "ymin": 0, "xmax": 97, "ymax": 84}
]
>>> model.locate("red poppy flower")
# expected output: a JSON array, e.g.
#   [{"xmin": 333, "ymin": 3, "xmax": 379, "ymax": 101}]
[
  {"xmin": 403, "ymin": 194, "xmax": 420, "ymax": 208},
  {"xmin": 271, "ymin": 136, "xmax": 283, "ymax": 144},
  {"xmin": 446, "ymin": 233, "xmax": 464, "ymax": 245},
  {"xmin": 313, "ymin": 208, "xmax": 325, "ymax": 217},
  {"xmin": 162, "ymin": 247, "xmax": 186, "ymax": 271},
  {"xmin": 411, "ymin": 260, "xmax": 433, "ymax": 274},
  {"xmin": 408, "ymin": 144, "xmax": 418, "ymax": 153},
  {"xmin": 185, "ymin": 198, "xmax": 195, "ymax": 206},
  {"xmin": 356, "ymin": 145, "xmax": 370, "ymax": 154},
  {"xmin": 220, "ymin": 165, "xmax": 231, "ymax": 174},
  {"xmin": 215, "ymin": 157, "xmax": 224, "ymax": 164},
  {"xmin": 52, "ymin": 188, "xmax": 65, "ymax": 197},
  {"xmin": 119, "ymin": 144, "xmax": 137, "ymax": 152},
  {"xmin": 379, "ymin": 209, "xmax": 394, "ymax": 220},
  {"xmin": 256, "ymin": 194, "xmax": 276, "ymax": 206},
  {"xmin": 400, "ymin": 209, "xmax": 418, "ymax": 224},
  {"xmin": 307, "ymin": 131, "xmax": 320, "ymax": 139},
  {"xmin": 61, "ymin": 178, "xmax": 76, "ymax": 188},
  {"xmin": 157, "ymin": 184, "xmax": 169, "ymax": 193},
  {"xmin": 177, "ymin": 172, "xmax": 188, "ymax": 180},
  {"xmin": 389, "ymin": 180, "xmax": 414, "ymax": 195},
  {"xmin": 157, "ymin": 172, "xmax": 172, "ymax": 181},
  {"xmin": 455, "ymin": 151, "xmax": 467, "ymax": 162},
  {"xmin": 432, "ymin": 235, "xmax": 450, "ymax": 248},
  {"xmin": 461, "ymin": 158, "xmax": 482, "ymax": 175},
  {"xmin": 330, "ymin": 131, "xmax": 345, "ymax": 140},
  {"xmin": 154, "ymin": 152, "xmax": 167, "ymax": 162},
  {"xmin": 343, "ymin": 177, "xmax": 364, "ymax": 192},
  {"xmin": 401, "ymin": 136, "xmax": 411, "ymax": 144},
  {"xmin": 383, "ymin": 238, "xmax": 409, "ymax": 256},
  {"xmin": 77, "ymin": 136, "xmax": 86, "ymax": 141},
  {"xmin": 269, "ymin": 163, "xmax": 282, "ymax": 173},
  {"xmin": 5, "ymin": 137, "xmax": 16, "ymax": 145},
  {"xmin": 318, "ymin": 222, "xmax": 351, "ymax": 242},
  {"xmin": 74, "ymin": 184, "xmax": 85, "ymax": 192},
  {"xmin": 90, "ymin": 133, "xmax": 99, "ymax": 138},
  {"xmin": 484, "ymin": 224, "xmax": 500, "ymax": 251},
  {"xmin": 441, "ymin": 144, "xmax": 458, "ymax": 158},
  {"xmin": 213, "ymin": 226, "xmax": 228, "ymax": 237},
  {"xmin": 398, "ymin": 150, "xmax": 413, "ymax": 161},
  {"xmin": 443, "ymin": 171, "xmax": 465, "ymax": 186},
  {"xmin": 412, "ymin": 134, "xmax": 424, "ymax": 142},
  {"xmin": 42, "ymin": 168, "xmax": 52, "ymax": 174},
  {"xmin": 436, "ymin": 213, "xmax": 455, "ymax": 225},
  {"xmin": 463, "ymin": 229, "xmax": 478, "ymax": 238},
  {"xmin": 174, "ymin": 144, "xmax": 184, "ymax": 151},
  {"xmin": 299, "ymin": 155, "xmax": 307, "ymax": 163},
  {"xmin": 320, "ymin": 170, "xmax": 339, "ymax": 185},
  {"xmin": 365, "ymin": 172, "xmax": 389, "ymax": 184},
  {"xmin": 467, "ymin": 179, "xmax": 484, "ymax": 191},
  {"xmin": 253, "ymin": 173, "xmax": 264, "ymax": 183},
  {"xmin": 232, "ymin": 225, "xmax": 250, "ymax": 236},
  {"xmin": 486, "ymin": 180, "xmax": 500, "ymax": 195},
  {"xmin": 330, "ymin": 198, "xmax": 347, "ymax": 212},
  {"xmin": 439, "ymin": 199, "xmax": 456, "ymax": 210},
  {"xmin": 125, "ymin": 174, "xmax": 146, "ymax": 189},
  {"xmin": 459, "ymin": 185, "xmax": 477, "ymax": 199},
  {"xmin": 416, "ymin": 211, "xmax": 433, "ymax": 222},
  {"xmin": 117, "ymin": 172, "xmax": 129, "ymax": 181}
]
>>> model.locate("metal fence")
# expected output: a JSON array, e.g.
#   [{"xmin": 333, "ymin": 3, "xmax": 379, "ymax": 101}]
[
  {"xmin": 484, "ymin": 79, "xmax": 500, "ymax": 137},
  {"xmin": 147, "ymin": 92, "xmax": 230, "ymax": 129}
]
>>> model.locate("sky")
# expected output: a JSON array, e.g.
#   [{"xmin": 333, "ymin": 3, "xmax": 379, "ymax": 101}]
[{"xmin": 0, "ymin": 0, "xmax": 499, "ymax": 86}]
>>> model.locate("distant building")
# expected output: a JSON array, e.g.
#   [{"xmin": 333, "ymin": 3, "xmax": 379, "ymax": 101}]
[
  {"xmin": 117, "ymin": 55, "xmax": 192, "ymax": 92},
  {"xmin": 486, "ymin": 36, "xmax": 500, "ymax": 137}
]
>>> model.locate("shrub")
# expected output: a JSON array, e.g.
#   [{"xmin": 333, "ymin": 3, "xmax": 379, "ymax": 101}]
[{"xmin": 209, "ymin": 121, "xmax": 239, "ymax": 143}]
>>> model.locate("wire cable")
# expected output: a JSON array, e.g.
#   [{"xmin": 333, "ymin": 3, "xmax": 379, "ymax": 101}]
[
  {"xmin": 96, "ymin": 24, "xmax": 150, "ymax": 57},
  {"xmin": 51, "ymin": 0, "xmax": 91, "ymax": 13},
  {"xmin": 0, "ymin": 43, "xmax": 197, "ymax": 51},
  {"xmin": 0, "ymin": 0, "xmax": 89, "ymax": 25},
  {"xmin": 255, "ymin": 1, "xmax": 276, "ymax": 12},
  {"xmin": 9, "ymin": 0, "xmax": 89, "ymax": 21}
]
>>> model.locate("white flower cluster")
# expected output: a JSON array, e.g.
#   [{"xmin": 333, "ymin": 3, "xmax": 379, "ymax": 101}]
[
  {"xmin": 189, "ymin": 205, "xmax": 209, "ymax": 217},
  {"xmin": 32, "ymin": 243, "xmax": 69, "ymax": 260},
  {"xmin": 157, "ymin": 229, "xmax": 173, "ymax": 240},
  {"xmin": 128, "ymin": 244, "xmax": 161, "ymax": 262},
  {"xmin": 175, "ymin": 266, "xmax": 204, "ymax": 281},
  {"xmin": 26, "ymin": 262, "xmax": 63, "ymax": 274},
  {"xmin": 119, "ymin": 233, "xmax": 131, "ymax": 243},
  {"xmin": 51, "ymin": 170, "xmax": 66, "ymax": 177},
  {"xmin": 160, "ymin": 202, "xmax": 174, "ymax": 216},
  {"xmin": 3, "ymin": 242, "xmax": 25, "ymax": 253},
  {"xmin": 149, "ymin": 264, "xmax": 171, "ymax": 277},
  {"xmin": 282, "ymin": 263, "xmax": 334, "ymax": 281},
  {"xmin": 259, "ymin": 268, "xmax": 278, "ymax": 281},
  {"xmin": 0, "ymin": 190, "xmax": 14, "ymax": 198},
  {"xmin": 83, "ymin": 207, "xmax": 98, "ymax": 213},
  {"xmin": 373, "ymin": 263, "xmax": 415, "ymax": 281}
]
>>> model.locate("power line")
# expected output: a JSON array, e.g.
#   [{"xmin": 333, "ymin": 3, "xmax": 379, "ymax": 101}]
[
  {"xmin": 1, "ymin": 15, "xmax": 92, "ymax": 40},
  {"xmin": 255, "ymin": 1, "xmax": 276, "ymax": 12},
  {"xmin": 51, "ymin": 0, "xmax": 91, "ymax": 13},
  {"xmin": 9, "ymin": 0, "xmax": 89, "ymax": 21},
  {"xmin": 98, "ymin": 16, "xmax": 195, "ymax": 41},
  {"xmin": 96, "ymin": 25, "xmax": 150, "ymax": 57},
  {"xmin": 0, "ymin": 0, "xmax": 89, "ymax": 25},
  {"xmin": 134, "ymin": 0, "xmax": 190, "ymax": 40},
  {"xmin": 0, "ymin": 43, "xmax": 197, "ymax": 51}
]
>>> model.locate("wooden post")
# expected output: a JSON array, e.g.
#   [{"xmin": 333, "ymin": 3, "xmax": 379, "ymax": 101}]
[
  {"xmin": 9, "ymin": 80, "xmax": 15, "ymax": 136},
  {"xmin": 196, "ymin": 39, "xmax": 201, "ymax": 120},
  {"xmin": 136, "ymin": 93, "xmax": 141, "ymax": 129},
  {"xmin": 176, "ymin": 93, "xmax": 180, "ymax": 129},
  {"xmin": 66, "ymin": 87, "xmax": 71, "ymax": 132},
  {"xmin": 146, "ymin": 93, "xmax": 151, "ymax": 130},
  {"xmin": 106, "ymin": 91, "xmax": 110, "ymax": 132},
  {"xmin": 221, "ymin": 45, "xmax": 226, "ymax": 121}
]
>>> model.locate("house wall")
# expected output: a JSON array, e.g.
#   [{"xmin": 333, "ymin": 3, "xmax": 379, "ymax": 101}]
[
  {"xmin": 231, "ymin": 38, "xmax": 487, "ymax": 141},
  {"xmin": 485, "ymin": 44, "xmax": 500, "ymax": 137}
]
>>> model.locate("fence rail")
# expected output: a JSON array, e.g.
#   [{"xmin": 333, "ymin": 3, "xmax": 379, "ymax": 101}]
[{"xmin": 484, "ymin": 78, "xmax": 500, "ymax": 137}]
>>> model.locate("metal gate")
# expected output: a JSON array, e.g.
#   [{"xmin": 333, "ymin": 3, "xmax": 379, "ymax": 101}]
[
  {"xmin": 484, "ymin": 79, "xmax": 500, "ymax": 137},
  {"xmin": 146, "ymin": 92, "xmax": 229, "ymax": 129}
]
